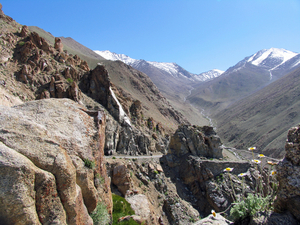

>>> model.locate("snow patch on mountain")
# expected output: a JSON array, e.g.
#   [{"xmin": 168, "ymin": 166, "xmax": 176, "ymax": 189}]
[
  {"xmin": 95, "ymin": 50, "xmax": 223, "ymax": 82},
  {"xmin": 193, "ymin": 69, "xmax": 224, "ymax": 82},
  {"xmin": 94, "ymin": 50, "xmax": 137, "ymax": 65},
  {"xmin": 247, "ymin": 48, "xmax": 298, "ymax": 70}
]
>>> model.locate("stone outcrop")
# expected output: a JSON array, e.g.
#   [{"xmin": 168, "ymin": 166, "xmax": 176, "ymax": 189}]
[
  {"xmin": 125, "ymin": 194, "xmax": 151, "ymax": 221},
  {"xmin": 274, "ymin": 125, "xmax": 300, "ymax": 221},
  {"xmin": 193, "ymin": 213, "xmax": 233, "ymax": 225},
  {"xmin": 168, "ymin": 125, "xmax": 223, "ymax": 159},
  {"xmin": 162, "ymin": 154, "xmax": 252, "ymax": 216},
  {"xmin": 0, "ymin": 99, "xmax": 112, "ymax": 224},
  {"xmin": 20, "ymin": 25, "xmax": 29, "ymax": 37},
  {"xmin": 106, "ymin": 157, "xmax": 200, "ymax": 225},
  {"xmin": 163, "ymin": 124, "xmax": 260, "ymax": 217},
  {"xmin": 112, "ymin": 163, "xmax": 133, "ymax": 196},
  {"xmin": 54, "ymin": 37, "xmax": 63, "ymax": 53}
]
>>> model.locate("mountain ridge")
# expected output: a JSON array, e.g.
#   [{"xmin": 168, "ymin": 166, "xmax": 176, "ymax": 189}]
[
  {"xmin": 188, "ymin": 47, "xmax": 300, "ymax": 116},
  {"xmin": 94, "ymin": 50, "xmax": 224, "ymax": 82}
]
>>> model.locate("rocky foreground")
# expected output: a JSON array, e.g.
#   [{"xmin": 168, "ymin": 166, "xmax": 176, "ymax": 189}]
[
  {"xmin": 0, "ymin": 3, "xmax": 300, "ymax": 225},
  {"xmin": 1, "ymin": 97, "xmax": 300, "ymax": 224}
]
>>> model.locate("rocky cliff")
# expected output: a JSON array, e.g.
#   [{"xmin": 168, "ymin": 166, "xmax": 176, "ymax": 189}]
[
  {"xmin": 0, "ymin": 5, "xmax": 181, "ymax": 158},
  {"xmin": 0, "ymin": 99, "xmax": 112, "ymax": 224},
  {"xmin": 274, "ymin": 125, "xmax": 300, "ymax": 220}
]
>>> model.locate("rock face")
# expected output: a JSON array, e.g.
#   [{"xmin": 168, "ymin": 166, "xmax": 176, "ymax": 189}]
[
  {"xmin": 275, "ymin": 125, "xmax": 300, "ymax": 221},
  {"xmin": 193, "ymin": 213, "xmax": 233, "ymax": 225},
  {"xmin": 168, "ymin": 125, "xmax": 223, "ymax": 159},
  {"xmin": 0, "ymin": 99, "xmax": 112, "ymax": 224},
  {"xmin": 163, "ymin": 125, "xmax": 256, "ymax": 217},
  {"xmin": 54, "ymin": 37, "xmax": 63, "ymax": 53}
]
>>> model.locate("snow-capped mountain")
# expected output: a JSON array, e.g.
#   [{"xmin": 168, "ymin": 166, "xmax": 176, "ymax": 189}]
[
  {"xmin": 247, "ymin": 48, "xmax": 298, "ymax": 70},
  {"xmin": 95, "ymin": 50, "xmax": 194, "ymax": 80},
  {"xmin": 193, "ymin": 69, "xmax": 224, "ymax": 82},
  {"xmin": 94, "ymin": 50, "xmax": 136, "ymax": 65},
  {"xmin": 94, "ymin": 50, "xmax": 222, "ymax": 82},
  {"xmin": 227, "ymin": 48, "xmax": 300, "ymax": 75}
]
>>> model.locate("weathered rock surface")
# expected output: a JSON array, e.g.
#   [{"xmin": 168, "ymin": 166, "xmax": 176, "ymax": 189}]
[
  {"xmin": 193, "ymin": 213, "xmax": 233, "ymax": 225},
  {"xmin": 112, "ymin": 163, "xmax": 133, "ymax": 196},
  {"xmin": 54, "ymin": 37, "xmax": 63, "ymax": 53},
  {"xmin": 168, "ymin": 125, "xmax": 223, "ymax": 159},
  {"xmin": 125, "ymin": 194, "xmax": 151, "ymax": 220},
  {"xmin": 0, "ymin": 98, "xmax": 112, "ymax": 224},
  {"xmin": 162, "ymin": 153, "xmax": 252, "ymax": 216},
  {"xmin": 274, "ymin": 125, "xmax": 300, "ymax": 221},
  {"xmin": 163, "ymin": 125, "xmax": 258, "ymax": 217},
  {"xmin": 106, "ymin": 157, "xmax": 200, "ymax": 225}
]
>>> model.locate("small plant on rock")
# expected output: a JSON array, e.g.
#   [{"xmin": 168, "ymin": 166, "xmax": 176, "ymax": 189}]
[
  {"xmin": 112, "ymin": 194, "xmax": 139, "ymax": 225},
  {"xmin": 90, "ymin": 202, "xmax": 110, "ymax": 225},
  {"xmin": 225, "ymin": 147, "xmax": 278, "ymax": 222},
  {"xmin": 230, "ymin": 193, "xmax": 270, "ymax": 221},
  {"xmin": 84, "ymin": 158, "xmax": 95, "ymax": 169},
  {"xmin": 66, "ymin": 78, "xmax": 73, "ymax": 83}
]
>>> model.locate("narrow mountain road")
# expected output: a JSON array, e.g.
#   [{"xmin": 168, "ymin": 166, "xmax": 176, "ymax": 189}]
[{"xmin": 105, "ymin": 154, "xmax": 163, "ymax": 159}]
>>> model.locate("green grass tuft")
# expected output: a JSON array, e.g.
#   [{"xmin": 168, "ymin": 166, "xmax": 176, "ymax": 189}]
[
  {"xmin": 90, "ymin": 202, "xmax": 110, "ymax": 225},
  {"xmin": 112, "ymin": 194, "xmax": 139, "ymax": 225},
  {"xmin": 84, "ymin": 158, "xmax": 95, "ymax": 169}
]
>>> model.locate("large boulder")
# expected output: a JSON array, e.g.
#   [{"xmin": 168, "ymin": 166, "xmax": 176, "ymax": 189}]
[
  {"xmin": 0, "ymin": 99, "xmax": 112, "ymax": 224},
  {"xmin": 168, "ymin": 125, "xmax": 223, "ymax": 159},
  {"xmin": 274, "ymin": 125, "xmax": 300, "ymax": 221}
]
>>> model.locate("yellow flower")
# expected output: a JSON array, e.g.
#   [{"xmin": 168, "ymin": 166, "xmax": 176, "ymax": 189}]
[
  {"xmin": 211, "ymin": 209, "xmax": 216, "ymax": 217},
  {"xmin": 258, "ymin": 154, "xmax": 265, "ymax": 158},
  {"xmin": 223, "ymin": 167, "xmax": 234, "ymax": 172},
  {"xmin": 248, "ymin": 147, "xmax": 256, "ymax": 151},
  {"xmin": 238, "ymin": 173, "xmax": 247, "ymax": 177},
  {"xmin": 270, "ymin": 170, "xmax": 277, "ymax": 176},
  {"xmin": 252, "ymin": 159, "xmax": 261, "ymax": 164},
  {"xmin": 267, "ymin": 161, "xmax": 278, "ymax": 165}
]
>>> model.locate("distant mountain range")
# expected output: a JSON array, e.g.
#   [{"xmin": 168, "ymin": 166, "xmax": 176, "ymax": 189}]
[
  {"xmin": 226, "ymin": 48, "xmax": 299, "ymax": 80},
  {"xmin": 188, "ymin": 48, "xmax": 300, "ymax": 115},
  {"xmin": 186, "ymin": 47, "xmax": 300, "ymax": 158},
  {"xmin": 94, "ymin": 50, "xmax": 224, "ymax": 82},
  {"xmin": 26, "ymin": 27, "xmax": 300, "ymax": 158},
  {"xmin": 215, "ymin": 66, "xmax": 300, "ymax": 159}
]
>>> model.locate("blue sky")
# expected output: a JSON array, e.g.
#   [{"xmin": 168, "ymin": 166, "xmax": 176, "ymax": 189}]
[{"xmin": 2, "ymin": 0, "xmax": 299, "ymax": 73}]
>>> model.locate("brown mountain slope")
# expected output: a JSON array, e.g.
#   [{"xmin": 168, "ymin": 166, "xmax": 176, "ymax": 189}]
[
  {"xmin": 97, "ymin": 60, "xmax": 189, "ymax": 131},
  {"xmin": 28, "ymin": 26, "xmax": 105, "ymax": 69},
  {"xmin": 215, "ymin": 66, "xmax": 300, "ymax": 158},
  {"xmin": 1, "ymin": 12, "xmax": 187, "ymax": 136}
]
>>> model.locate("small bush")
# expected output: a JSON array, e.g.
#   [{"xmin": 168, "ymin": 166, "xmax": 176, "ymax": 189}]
[
  {"xmin": 95, "ymin": 173, "xmax": 105, "ymax": 185},
  {"xmin": 18, "ymin": 41, "xmax": 25, "ymax": 46},
  {"xmin": 112, "ymin": 194, "xmax": 139, "ymax": 225},
  {"xmin": 90, "ymin": 202, "xmax": 110, "ymax": 225},
  {"xmin": 153, "ymin": 170, "xmax": 159, "ymax": 175},
  {"xmin": 230, "ymin": 194, "xmax": 270, "ymax": 221},
  {"xmin": 66, "ymin": 78, "xmax": 74, "ymax": 83},
  {"xmin": 84, "ymin": 158, "xmax": 95, "ymax": 169}
]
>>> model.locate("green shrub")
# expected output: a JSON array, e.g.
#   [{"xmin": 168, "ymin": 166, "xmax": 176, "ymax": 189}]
[
  {"xmin": 18, "ymin": 41, "xmax": 25, "ymax": 46},
  {"xmin": 95, "ymin": 173, "xmax": 105, "ymax": 185},
  {"xmin": 66, "ymin": 78, "xmax": 74, "ymax": 83},
  {"xmin": 90, "ymin": 202, "xmax": 110, "ymax": 225},
  {"xmin": 230, "ymin": 194, "xmax": 270, "ymax": 221},
  {"xmin": 153, "ymin": 170, "xmax": 159, "ymax": 175},
  {"xmin": 84, "ymin": 158, "xmax": 95, "ymax": 169},
  {"xmin": 112, "ymin": 194, "xmax": 139, "ymax": 225}
]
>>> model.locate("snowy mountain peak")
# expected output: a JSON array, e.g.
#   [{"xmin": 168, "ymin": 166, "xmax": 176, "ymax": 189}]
[
  {"xmin": 94, "ymin": 50, "xmax": 137, "ymax": 65},
  {"xmin": 94, "ymin": 50, "xmax": 223, "ymax": 82},
  {"xmin": 193, "ymin": 69, "xmax": 224, "ymax": 82},
  {"xmin": 247, "ymin": 48, "xmax": 298, "ymax": 70},
  {"xmin": 95, "ymin": 50, "xmax": 194, "ymax": 80}
]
